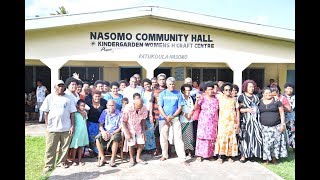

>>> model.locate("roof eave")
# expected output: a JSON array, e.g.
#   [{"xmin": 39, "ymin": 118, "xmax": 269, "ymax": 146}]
[{"xmin": 25, "ymin": 6, "xmax": 294, "ymax": 42}]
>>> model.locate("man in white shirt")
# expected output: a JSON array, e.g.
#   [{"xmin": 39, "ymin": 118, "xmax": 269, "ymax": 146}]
[
  {"xmin": 36, "ymin": 80, "xmax": 49, "ymax": 123},
  {"xmin": 40, "ymin": 80, "xmax": 77, "ymax": 174},
  {"xmin": 122, "ymin": 76, "xmax": 144, "ymax": 103}
]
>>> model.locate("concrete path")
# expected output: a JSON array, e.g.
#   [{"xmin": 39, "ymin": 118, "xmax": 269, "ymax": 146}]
[
  {"xmin": 25, "ymin": 122, "xmax": 284, "ymax": 180},
  {"xmin": 25, "ymin": 121, "xmax": 46, "ymax": 136}
]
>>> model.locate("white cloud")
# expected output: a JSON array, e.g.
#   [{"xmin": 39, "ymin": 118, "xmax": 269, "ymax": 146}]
[
  {"xmin": 25, "ymin": 0, "xmax": 58, "ymax": 17},
  {"xmin": 25, "ymin": 0, "xmax": 147, "ymax": 18}
]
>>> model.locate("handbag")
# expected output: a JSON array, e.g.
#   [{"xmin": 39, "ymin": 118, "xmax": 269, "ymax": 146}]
[
  {"xmin": 192, "ymin": 107, "xmax": 201, "ymax": 120},
  {"xmin": 191, "ymin": 93, "xmax": 201, "ymax": 120}
]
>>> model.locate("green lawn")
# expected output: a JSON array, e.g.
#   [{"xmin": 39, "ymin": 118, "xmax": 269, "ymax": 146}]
[
  {"xmin": 25, "ymin": 136, "xmax": 295, "ymax": 179},
  {"xmin": 258, "ymin": 148, "xmax": 295, "ymax": 180},
  {"xmin": 25, "ymin": 136, "xmax": 50, "ymax": 180}
]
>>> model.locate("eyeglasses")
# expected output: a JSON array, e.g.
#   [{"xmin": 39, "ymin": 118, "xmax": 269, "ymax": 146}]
[{"xmin": 224, "ymin": 89, "xmax": 231, "ymax": 91}]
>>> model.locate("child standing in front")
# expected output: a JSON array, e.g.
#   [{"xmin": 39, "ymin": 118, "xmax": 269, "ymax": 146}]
[
  {"xmin": 121, "ymin": 97, "xmax": 129, "ymax": 112},
  {"xmin": 69, "ymin": 99, "xmax": 89, "ymax": 166}
]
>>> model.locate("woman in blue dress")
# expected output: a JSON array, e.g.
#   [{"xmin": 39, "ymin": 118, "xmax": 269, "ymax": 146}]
[{"xmin": 141, "ymin": 78, "xmax": 156, "ymax": 152}]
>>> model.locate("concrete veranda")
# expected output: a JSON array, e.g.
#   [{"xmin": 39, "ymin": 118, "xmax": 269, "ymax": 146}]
[{"xmin": 25, "ymin": 122, "xmax": 284, "ymax": 180}]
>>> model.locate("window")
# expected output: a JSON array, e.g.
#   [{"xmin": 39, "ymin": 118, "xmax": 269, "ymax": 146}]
[
  {"xmin": 60, "ymin": 67, "xmax": 70, "ymax": 82},
  {"xmin": 35, "ymin": 66, "xmax": 51, "ymax": 91},
  {"xmin": 59, "ymin": 67, "xmax": 102, "ymax": 85},
  {"xmin": 242, "ymin": 68, "xmax": 264, "ymax": 89},
  {"xmin": 286, "ymin": 70, "xmax": 295, "ymax": 85},
  {"xmin": 187, "ymin": 68, "xmax": 200, "ymax": 83},
  {"xmin": 25, "ymin": 66, "xmax": 34, "ymax": 92},
  {"xmin": 25, "ymin": 66, "xmax": 51, "ymax": 92},
  {"xmin": 186, "ymin": 68, "xmax": 233, "ymax": 83},
  {"xmin": 120, "ymin": 67, "xmax": 141, "ymax": 82},
  {"xmin": 71, "ymin": 67, "xmax": 86, "ymax": 81},
  {"xmin": 87, "ymin": 67, "xmax": 102, "ymax": 85},
  {"xmin": 203, "ymin": 68, "xmax": 217, "ymax": 82},
  {"xmin": 25, "ymin": 66, "xmax": 103, "ymax": 92},
  {"xmin": 217, "ymin": 69, "xmax": 233, "ymax": 83},
  {"xmin": 154, "ymin": 68, "xmax": 171, "ymax": 78}
]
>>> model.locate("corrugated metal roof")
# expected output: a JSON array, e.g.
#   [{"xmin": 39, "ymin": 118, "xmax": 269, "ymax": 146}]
[{"xmin": 25, "ymin": 6, "xmax": 294, "ymax": 42}]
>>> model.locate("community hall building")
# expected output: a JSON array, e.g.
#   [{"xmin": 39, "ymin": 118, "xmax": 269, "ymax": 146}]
[{"xmin": 25, "ymin": 6, "xmax": 295, "ymax": 93}]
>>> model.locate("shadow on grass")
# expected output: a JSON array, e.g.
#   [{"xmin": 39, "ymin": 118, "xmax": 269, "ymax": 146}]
[{"xmin": 39, "ymin": 174, "xmax": 50, "ymax": 180}]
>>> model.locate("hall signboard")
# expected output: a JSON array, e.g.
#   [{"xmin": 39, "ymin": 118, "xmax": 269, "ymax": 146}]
[
  {"xmin": 90, "ymin": 32, "xmax": 215, "ymax": 60},
  {"xmin": 90, "ymin": 32, "xmax": 214, "ymax": 48}
]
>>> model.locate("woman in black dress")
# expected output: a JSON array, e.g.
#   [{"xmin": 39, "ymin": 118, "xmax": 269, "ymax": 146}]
[
  {"xmin": 258, "ymin": 87, "xmax": 287, "ymax": 164},
  {"xmin": 86, "ymin": 89, "xmax": 107, "ymax": 155},
  {"xmin": 238, "ymin": 80, "xmax": 263, "ymax": 163}
]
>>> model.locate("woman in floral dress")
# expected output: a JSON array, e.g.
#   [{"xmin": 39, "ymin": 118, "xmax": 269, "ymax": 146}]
[
  {"xmin": 194, "ymin": 82, "xmax": 219, "ymax": 161},
  {"xmin": 214, "ymin": 82, "xmax": 240, "ymax": 163}
]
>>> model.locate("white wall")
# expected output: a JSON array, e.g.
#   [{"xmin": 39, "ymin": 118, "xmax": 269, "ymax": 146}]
[{"xmin": 25, "ymin": 17, "xmax": 294, "ymax": 64}]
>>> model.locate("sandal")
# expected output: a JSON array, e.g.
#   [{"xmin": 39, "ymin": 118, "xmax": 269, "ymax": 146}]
[
  {"xmin": 97, "ymin": 160, "xmax": 107, "ymax": 167},
  {"xmin": 159, "ymin": 157, "xmax": 167, "ymax": 161},
  {"xmin": 228, "ymin": 158, "xmax": 234, "ymax": 162},
  {"xmin": 110, "ymin": 162, "xmax": 117, "ymax": 167},
  {"xmin": 128, "ymin": 162, "xmax": 135, "ymax": 168},
  {"xmin": 239, "ymin": 156, "xmax": 246, "ymax": 163},
  {"xmin": 62, "ymin": 163, "xmax": 69, "ymax": 168},
  {"xmin": 153, "ymin": 150, "xmax": 159, "ymax": 156},
  {"xmin": 136, "ymin": 160, "xmax": 148, "ymax": 165},
  {"xmin": 271, "ymin": 159, "xmax": 278, "ymax": 165},
  {"xmin": 182, "ymin": 161, "xmax": 190, "ymax": 166}
]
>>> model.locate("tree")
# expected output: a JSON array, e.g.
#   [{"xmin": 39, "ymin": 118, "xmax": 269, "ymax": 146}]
[{"xmin": 50, "ymin": 6, "xmax": 68, "ymax": 15}]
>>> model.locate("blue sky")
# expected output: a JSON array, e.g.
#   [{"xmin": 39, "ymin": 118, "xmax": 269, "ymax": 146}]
[{"xmin": 25, "ymin": 0, "xmax": 295, "ymax": 30}]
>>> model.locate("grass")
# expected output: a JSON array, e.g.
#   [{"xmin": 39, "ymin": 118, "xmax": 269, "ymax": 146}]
[
  {"xmin": 25, "ymin": 136, "xmax": 295, "ymax": 180},
  {"xmin": 258, "ymin": 148, "xmax": 295, "ymax": 180},
  {"xmin": 25, "ymin": 136, "xmax": 50, "ymax": 180}
]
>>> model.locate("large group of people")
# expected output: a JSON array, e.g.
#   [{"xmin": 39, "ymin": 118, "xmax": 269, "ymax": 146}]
[{"xmin": 30, "ymin": 73, "xmax": 295, "ymax": 175}]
